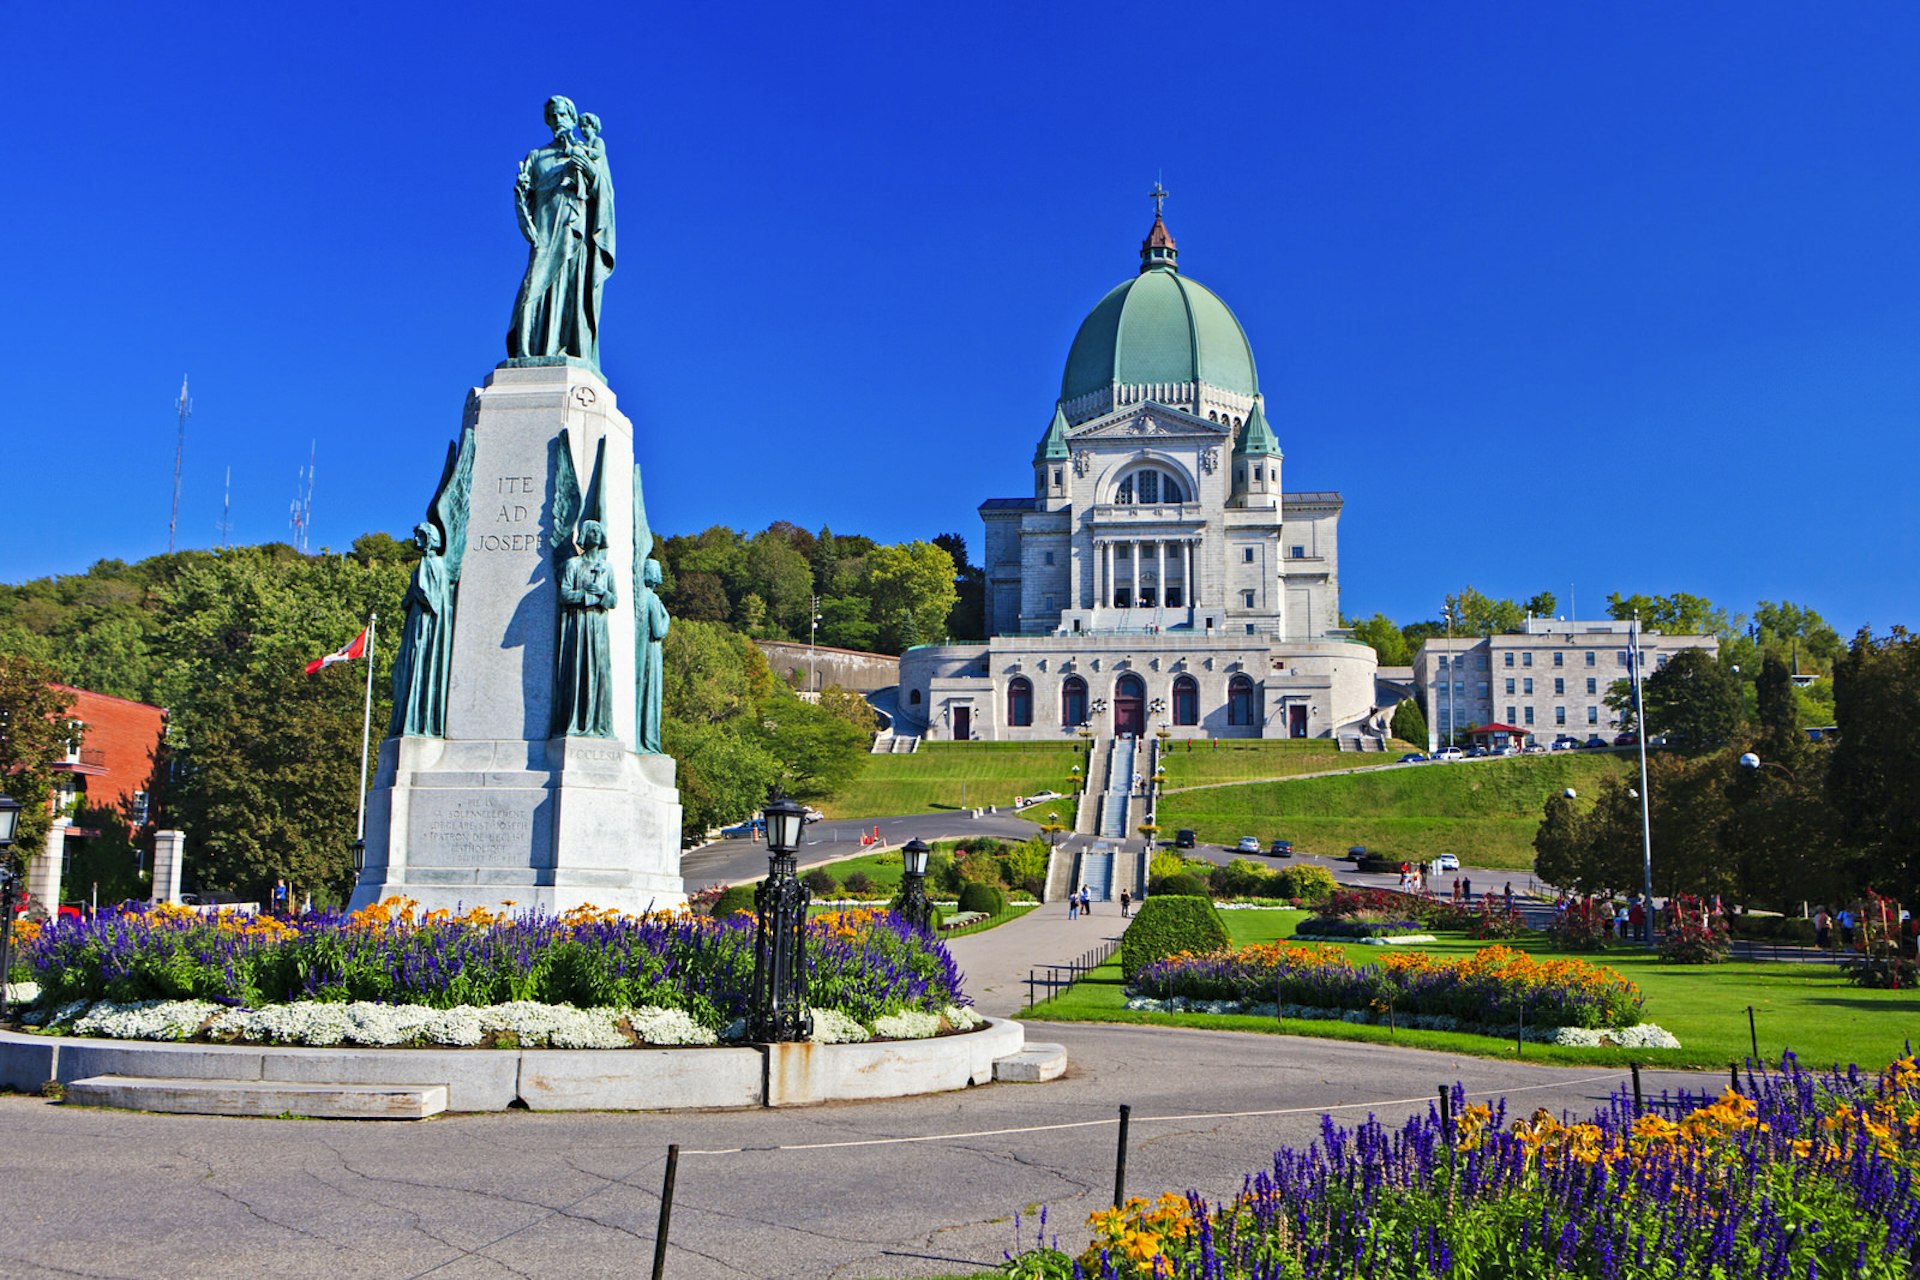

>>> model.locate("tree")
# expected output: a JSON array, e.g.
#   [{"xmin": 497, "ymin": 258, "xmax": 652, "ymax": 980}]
[
  {"xmin": 743, "ymin": 530, "xmax": 814, "ymax": 636},
  {"xmin": 1524, "ymin": 592, "xmax": 1558, "ymax": 620},
  {"xmin": 1349, "ymin": 613, "xmax": 1410, "ymax": 666},
  {"xmin": 932, "ymin": 533, "xmax": 985, "ymax": 641},
  {"xmin": 1755, "ymin": 654, "xmax": 1800, "ymax": 758},
  {"xmin": 1640, "ymin": 649, "xmax": 1740, "ymax": 747},
  {"xmin": 816, "ymin": 594, "xmax": 878, "ymax": 652},
  {"xmin": 1390, "ymin": 699, "xmax": 1427, "ymax": 746},
  {"xmin": 0, "ymin": 654, "xmax": 75, "ymax": 856},
  {"xmin": 669, "ymin": 571, "xmax": 731, "ymax": 622},
  {"xmin": 868, "ymin": 541, "xmax": 958, "ymax": 653},
  {"xmin": 761, "ymin": 695, "xmax": 867, "ymax": 799},
  {"xmin": 1443, "ymin": 586, "xmax": 1526, "ymax": 635},
  {"xmin": 1829, "ymin": 627, "xmax": 1920, "ymax": 901},
  {"xmin": 1753, "ymin": 599, "xmax": 1844, "ymax": 672},
  {"xmin": 1531, "ymin": 791, "xmax": 1588, "ymax": 890},
  {"xmin": 817, "ymin": 685, "xmax": 879, "ymax": 734},
  {"xmin": 1607, "ymin": 591, "xmax": 1737, "ymax": 640}
]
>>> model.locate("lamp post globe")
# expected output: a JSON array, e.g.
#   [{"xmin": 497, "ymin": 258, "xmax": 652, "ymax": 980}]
[
  {"xmin": 351, "ymin": 838, "xmax": 367, "ymax": 878},
  {"xmin": 897, "ymin": 837, "xmax": 934, "ymax": 932},
  {"xmin": 1738, "ymin": 752, "xmax": 1761, "ymax": 770},
  {"xmin": 750, "ymin": 794, "xmax": 813, "ymax": 1042},
  {"xmin": 0, "ymin": 795, "xmax": 20, "ymax": 849}
]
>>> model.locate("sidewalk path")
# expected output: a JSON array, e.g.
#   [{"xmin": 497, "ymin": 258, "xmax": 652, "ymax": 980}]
[{"xmin": 945, "ymin": 896, "xmax": 1133, "ymax": 1017}]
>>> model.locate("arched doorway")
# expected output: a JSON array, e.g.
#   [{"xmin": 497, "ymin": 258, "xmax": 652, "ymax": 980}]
[
  {"xmin": 1006, "ymin": 677, "xmax": 1033, "ymax": 727},
  {"xmin": 1172, "ymin": 674, "xmax": 1198, "ymax": 726},
  {"xmin": 1062, "ymin": 675, "xmax": 1087, "ymax": 728},
  {"xmin": 1115, "ymin": 673, "xmax": 1146, "ymax": 737}
]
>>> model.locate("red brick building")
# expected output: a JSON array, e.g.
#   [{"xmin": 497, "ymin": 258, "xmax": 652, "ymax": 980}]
[{"xmin": 46, "ymin": 685, "xmax": 167, "ymax": 886}]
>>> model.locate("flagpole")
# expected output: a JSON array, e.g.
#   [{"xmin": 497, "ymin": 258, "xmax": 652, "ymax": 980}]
[{"xmin": 356, "ymin": 612, "xmax": 377, "ymax": 842}]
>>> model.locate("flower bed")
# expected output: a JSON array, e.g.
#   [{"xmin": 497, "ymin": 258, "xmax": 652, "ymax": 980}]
[
  {"xmin": 1128, "ymin": 944, "xmax": 1643, "ymax": 1032},
  {"xmin": 1000, "ymin": 1051, "xmax": 1920, "ymax": 1278},
  {"xmin": 12, "ymin": 900, "xmax": 973, "ymax": 1046},
  {"xmin": 1290, "ymin": 918, "xmax": 1424, "ymax": 939},
  {"xmin": 1325, "ymin": 888, "xmax": 1471, "ymax": 929}
]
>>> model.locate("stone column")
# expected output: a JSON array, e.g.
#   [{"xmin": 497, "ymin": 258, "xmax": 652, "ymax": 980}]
[
  {"xmin": 1155, "ymin": 540, "xmax": 1166, "ymax": 611},
  {"xmin": 1183, "ymin": 540, "xmax": 1193, "ymax": 610},
  {"xmin": 1130, "ymin": 540, "xmax": 1140, "ymax": 613},
  {"xmin": 26, "ymin": 818, "xmax": 68, "ymax": 914},
  {"xmin": 151, "ymin": 829, "xmax": 186, "ymax": 905},
  {"xmin": 1103, "ymin": 542, "xmax": 1114, "ymax": 609}
]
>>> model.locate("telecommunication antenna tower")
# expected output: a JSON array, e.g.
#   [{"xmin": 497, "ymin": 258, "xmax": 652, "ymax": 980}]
[
  {"xmin": 219, "ymin": 466, "xmax": 233, "ymax": 547},
  {"xmin": 289, "ymin": 441, "xmax": 316, "ymax": 553},
  {"xmin": 169, "ymin": 376, "xmax": 191, "ymax": 553}
]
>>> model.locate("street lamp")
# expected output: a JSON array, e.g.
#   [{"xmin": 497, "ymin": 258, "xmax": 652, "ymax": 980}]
[
  {"xmin": 1628, "ymin": 615, "xmax": 1655, "ymax": 949},
  {"xmin": 1070, "ymin": 765, "xmax": 1082, "ymax": 794},
  {"xmin": 351, "ymin": 837, "xmax": 367, "ymax": 880},
  {"xmin": 750, "ymin": 795, "xmax": 813, "ymax": 1042},
  {"xmin": 897, "ymin": 838, "xmax": 933, "ymax": 931},
  {"xmin": 1739, "ymin": 752, "xmax": 1798, "ymax": 784},
  {"xmin": 0, "ymin": 794, "xmax": 22, "ymax": 1021}
]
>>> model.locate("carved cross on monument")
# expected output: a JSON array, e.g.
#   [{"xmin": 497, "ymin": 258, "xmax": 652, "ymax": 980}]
[{"xmin": 1150, "ymin": 181, "xmax": 1169, "ymax": 217}]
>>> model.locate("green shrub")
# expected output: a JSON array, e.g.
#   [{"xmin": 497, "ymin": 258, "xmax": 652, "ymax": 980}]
[
  {"xmin": 1121, "ymin": 896, "xmax": 1230, "ymax": 981},
  {"xmin": 712, "ymin": 884, "xmax": 757, "ymax": 918},
  {"xmin": 1148, "ymin": 851, "xmax": 1190, "ymax": 879},
  {"xmin": 1148, "ymin": 873, "xmax": 1209, "ymax": 898},
  {"xmin": 1726, "ymin": 914, "xmax": 1816, "ymax": 945},
  {"xmin": 1208, "ymin": 859, "xmax": 1268, "ymax": 899},
  {"xmin": 1271, "ymin": 863, "xmax": 1339, "ymax": 905},
  {"xmin": 843, "ymin": 871, "xmax": 877, "ymax": 896},
  {"xmin": 928, "ymin": 852, "xmax": 962, "ymax": 894},
  {"xmin": 957, "ymin": 882, "xmax": 1006, "ymax": 917},
  {"xmin": 802, "ymin": 867, "xmax": 838, "ymax": 894}
]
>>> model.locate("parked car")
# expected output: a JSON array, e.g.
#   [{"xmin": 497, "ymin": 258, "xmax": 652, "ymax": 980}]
[
  {"xmin": 1551, "ymin": 736, "xmax": 1582, "ymax": 752},
  {"xmin": 802, "ymin": 807, "xmax": 825, "ymax": 823},
  {"xmin": 1023, "ymin": 789, "xmax": 1065, "ymax": 805},
  {"xmin": 721, "ymin": 817, "xmax": 766, "ymax": 838},
  {"xmin": 1614, "ymin": 731, "xmax": 1640, "ymax": 747},
  {"xmin": 1434, "ymin": 853, "xmax": 1460, "ymax": 872},
  {"xmin": 1174, "ymin": 829, "xmax": 1197, "ymax": 849},
  {"xmin": 1346, "ymin": 845, "xmax": 1369, "ymax": 860},
  {"xmin": 1268, "ymin": 839, "xmax": 1293, "ymax": 858},
  {"xmin": 1464, "ymin": 746, "xmax": 1489, "ymax": 759},
  {"xmin": 1584, "ymin": 736, "xmax": 1609, "ymax": 749},
  {"xmin": 1234, "ymin": 836, "xmax": 1262, "ymax": 855},
  {"xmin": 1432, "ymin": 747, "xmax": 1464, "ymax": 762},
  {"xmin": 1397, "ymin": 751, "xmax": 1427, "ymax": 764}
]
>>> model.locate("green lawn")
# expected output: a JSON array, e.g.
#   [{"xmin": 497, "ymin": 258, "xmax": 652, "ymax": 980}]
[
  {"xmin": 1029, "ymin": 907, "xmax": 1919, "ymax": 1072},
  {"xmin": 823, "ymin": 741, "xmax": 1086, "ymax": 820},
  {"xmin": 1158, "ymin": 753, "xmax": 1634, "ymax": 868},
  {"xmin": 1154, "ymin": 738, "xmax": 1355, "ymax": 786}
]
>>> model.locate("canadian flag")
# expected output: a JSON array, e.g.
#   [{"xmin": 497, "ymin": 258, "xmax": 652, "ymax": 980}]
[{"xmin": 305, "ymin": 628, "xmax": 369, "ymax": 675}]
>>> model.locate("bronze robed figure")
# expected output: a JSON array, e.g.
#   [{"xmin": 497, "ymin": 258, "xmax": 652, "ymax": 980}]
[{"xmin": 507, "ymin": 96, "xmax": 616, "ymax": 370}]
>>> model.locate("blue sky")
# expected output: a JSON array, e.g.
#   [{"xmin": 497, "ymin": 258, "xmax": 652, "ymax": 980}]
[{"xmin": 3, "ymin": 2, "xmax": 1915, "ymax": 634}]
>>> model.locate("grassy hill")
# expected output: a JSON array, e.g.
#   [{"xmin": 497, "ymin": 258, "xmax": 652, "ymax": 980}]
[
  {"xmin": 821, "ymin": 741, "xmax": 1085, "ymax": 820},
  {"xmin": 1155, "ymin": 738, "xmax": 1419, "ymax": 787},
  {"xmin": 1158, "ymin": 752, "xmax": 1635, "ymax": 869}
]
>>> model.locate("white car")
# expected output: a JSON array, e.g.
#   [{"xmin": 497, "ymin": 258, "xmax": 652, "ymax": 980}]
[
  {"xmin": 1234, "ymin": 836, "xmax": 1262, "ymax": 854},
  {"xmin": 1432, "ymin": 747, "xmax": 1464, "ymax": 762},
  {"xmin": 1023, "ymin": 790, "xmax": 1064, "ymax": 805},
  {"xmin": 802, "ymin": 807, "xmax": 825, "ymax": 824},
  {"xmin": 1434, "ymin": 853, "xmax": 1460, "ymax": 872}
]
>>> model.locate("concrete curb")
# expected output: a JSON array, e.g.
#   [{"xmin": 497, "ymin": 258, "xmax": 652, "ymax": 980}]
[{"xmin": 0, "ymin": 1018, "xmax": 1041, "ymax": 1114}]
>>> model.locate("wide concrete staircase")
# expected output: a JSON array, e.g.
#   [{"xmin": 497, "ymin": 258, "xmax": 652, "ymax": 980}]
[{"xmin": 1098, "ymin": 737, "xmax": 1137, "ymax": 839}]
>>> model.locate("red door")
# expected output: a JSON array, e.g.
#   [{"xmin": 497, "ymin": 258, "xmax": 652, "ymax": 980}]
[{"xmin": 953, "ymin": 706, "xmax": 972, "ymax": 740}]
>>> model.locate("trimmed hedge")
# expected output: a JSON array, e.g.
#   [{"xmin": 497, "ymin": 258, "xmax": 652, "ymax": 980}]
[
  {"xmin": 1293, "ymin": 918, "xmax": 1424, "ymax": 939},
  {"xmin": 1727, "ymin": 915, "xmax": 1817, "ymax": 945},
  {"xmin": 1149, "ymin": 873, "xmax": 1210, "ymax": 898},
  {"xmin": 957, "ymin": 882, "xmax": 1007, "ymax": 918},
  {"xmin": 1121, "ymin": 895, "xmax": 1230, "ymax": 981},
  {"xmin": 712, "ymin": 884, "xmax": 757, "ymax": 918}
]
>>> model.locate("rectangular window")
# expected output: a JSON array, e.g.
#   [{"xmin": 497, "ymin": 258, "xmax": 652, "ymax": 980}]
[
  {"xmin": 1290, "ymin": 545, "xmax": 1306, "ymax": 558},
  {"xmin": 1524, "ymin": 706, "xmax": 1535, "ymax": 725},
  {"xmin": 1476, "ymin": 681, "xmax": 1489, "ymax": 696},
  {"xmin": 1553, "ymin": 652, "xmax": 1564, "ymax": 667},
  {"xmin": 1052, "ymin": 467, "xmax": 1062, "ymax": 486},
  {"xmin": 1504, "ymin": 678, "xmax": 1515, "ymax": 694},
  {"xmin": 1657, "ymin": 654, "xmax": 1669, "ymax": 668},
  {"xmin": 1245, "ymin": 623, "xmax": 1256, "ymax": 635},
  {"xmin": 1555, "ymin": 707, "xmax": 1567, "ymax": 725},
  {"xmin": 1523, "ymin": 678, "xmax": 1534, "ymax": 694},
  {"xmin": 1454, "ymin": 681, "xmax": 1465, "ymax": 697},
  {"xmin": 1165, "ymin": 587, "xmax": 1182, "ymax": 607},
  {"xmin": 1617, "ymin": 651, "xmax": 1628, "ymax": 666},
  {"xmin": 1438, "ymin": 655, "xmax": 1449, "ymax": 669},
  {"xmin": 1242, "ymin": 547, "xmax": 1254, "ymax": 562},
  {"xmin": 132, "ymin": 791, "xmax": 150, "ymax": 825},
  {"xmin": 1522, "ymin": 653, "xmax": 1533, "ymax": 667},
  {"xmin": 1241, "ymin": 590, "xmax": 1255, "ymax": 608},
  {"xmin": 1477, "ymin": 655, "xmax": 1489, "ymax": 669},
  {"xmin": 1585, "ymin": 651, "xmax": 1596, "ymax": 666},
  {"xmin": 1506, "ymin": 705, "xmax": 1517, "ymax": 723},
  {"xmin": 1503, "ymin": 653, "xmax": 1514, "ymax": 667},
  {"xmin": 1588, "ymin": 706, "xmax": 1599, "ymax": 724},
  {"xmin": 1586, "ymin": 677, "xmax": 1596, "ymax": 694},
  {"xmin": 1254, "ymin": 465, "xmax": 1263, "ymax": 480},
  {"xmin": 1043, "ymin": 551, "xmax": 1054, "ymax": 566},
  {"xmin": 1553, "ymin": 678, "xmax": 1564, "ymax": 695},
  {"xmin": 1043, "ymin": 595, "xmax": 1055, "ymax": 612}
]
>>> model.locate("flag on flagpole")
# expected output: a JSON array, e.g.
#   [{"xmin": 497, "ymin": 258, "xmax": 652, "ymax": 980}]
[{"xmin": 305, "ymin": 628, "xmax": 369, "ymax": 675}]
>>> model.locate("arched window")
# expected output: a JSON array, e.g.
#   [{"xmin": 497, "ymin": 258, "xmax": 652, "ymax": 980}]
[
  {"xmin": 909, "ymin": 689, "xmax": 922, "ymax": 705},
  {"xmin": 1172, "ymin": 675, "xmax": 1199, "ymax": 726},
  {"xmin": 1115, "ymin": 467, "xmax": 1186, "ymax": 505},
  {"xmin": 1228, "ymin": 674, "xmax": 1258, "ymax": 727},
  {"xmin": 1061, "ymin": 675, "xmax": 1087, "ymax": 727},
  {"xmin": 1006, "ymin": 677, "xmax": 1033, "ymax": 727}
]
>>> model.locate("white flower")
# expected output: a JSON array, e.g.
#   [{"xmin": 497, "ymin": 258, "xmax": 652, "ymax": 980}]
[
  {"xmin": 941, "ymin": 1004, "xmax": 984, "ymax": 1031},
  {"xmin": 73, "ymin": 1000, "xmax": 219, "ymax": 1041},
  {"xmin": 626, "ymin": 1006, "xmax": 718, "ymax": 1046},
  {"xmin": 482, "ymin": 1001, "xmax": 629, "ymax": 1049},
  {"xmin": 873, "ymin": 1010, "xmax": 941, "ymax": 1040},
  {"xmin": 810, "ymin": 1009, "xmax": 870, "ymax": 1044},
  {"xmin": 4, "ymin": 982, "xmax": 39, "ymax": 1005}
]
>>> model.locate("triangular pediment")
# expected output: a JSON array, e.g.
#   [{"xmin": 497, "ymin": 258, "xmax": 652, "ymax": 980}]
[{"xmin": 1068, "ymin": 401, "xmax": 1231, "ymax": 443}]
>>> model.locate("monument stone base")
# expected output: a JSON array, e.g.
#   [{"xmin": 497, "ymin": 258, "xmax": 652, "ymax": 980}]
[{"xmin": 349, "ymin": 736, "xmax": 687, "ymax": 915}]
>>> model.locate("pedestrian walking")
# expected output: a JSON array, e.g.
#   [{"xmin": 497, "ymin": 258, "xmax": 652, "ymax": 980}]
[
  {"xmin": 1068, "ymin": 893, "xmax": 1078, "ymax": 921},
  {"xmin": 1503, "ymin": 882, "xmax": 1513, "ymax": 911},
  {"xmin": 1119, "ymin": 890, "xmax": 1131, "ymax": 918},
  {"xmin": 1461, "ymin": 876, "xmax": 1472, "ymax": 900},
  {"xmin": 272, "ymin": 878, "xmax": 289, "ymax": 918},
  {"xmin": 1813, "ymin": 906, "xmax": 1831, "ymax": 950},
  {"xmin": 1839, "ymin": 906, "xmax": 1856, "ymax": 947},
  {"xmin": 1080, "ymin": 886, "xmax": 1092, "ymax": 916}
]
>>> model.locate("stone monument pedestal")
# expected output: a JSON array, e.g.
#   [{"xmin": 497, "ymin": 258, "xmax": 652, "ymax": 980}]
[{"xmin": 348, "ymin": 362, "xmax": 685, "ymax": 914}]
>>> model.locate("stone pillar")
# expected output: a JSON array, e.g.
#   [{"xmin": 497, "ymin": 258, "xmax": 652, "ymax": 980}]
[
  {"xmin": 1155, "ymin": 541, "xmax": 1166, "ymax": 611},
  {"xmin": 151, "ymin": 829, "xmax": 186, "ymax": 906},
  {"xmin": 26, "ymin": 818, "xmax": 68, "ymax": 914},
  {"xmin": 1130, "ymin": 540, "xmax": 1140, "ymax": 613},
  {"xmin": 1183, "ymin": 540, "xmax": 1193, "ymax": 610},
  {"xmin": 1102, "ymin": 542, "xmax": 1113, "ymax": 609}
]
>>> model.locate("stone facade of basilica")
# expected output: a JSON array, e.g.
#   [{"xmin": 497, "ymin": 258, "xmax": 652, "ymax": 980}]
[{"xmin": 895, "ymin": 204, "xmax": 1386, "ymax": 743}]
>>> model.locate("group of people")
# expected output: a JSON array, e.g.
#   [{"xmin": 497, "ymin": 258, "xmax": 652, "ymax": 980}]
[
  {"xmin": 1812, "ymin": 903, "xmax": 1919, "ymax": 956},
  {"xmin": 1064, "ymin": 887, "xmax": 1134, "ymax": 920},
  {"xmin": 1550, "ymin": 892, "xmax": 1653, "ymax": 942}
]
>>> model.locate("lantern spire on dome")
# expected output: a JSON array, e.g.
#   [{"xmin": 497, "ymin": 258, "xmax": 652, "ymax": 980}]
[{"xmin": 1140, "ymin": 181, "xmax": 1177, "ymax": 274}]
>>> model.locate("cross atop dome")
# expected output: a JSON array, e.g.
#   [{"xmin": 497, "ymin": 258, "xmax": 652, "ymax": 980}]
[{"xmin": 1140, "ymin": 181, "xmax": 1178, "ymax": 274}]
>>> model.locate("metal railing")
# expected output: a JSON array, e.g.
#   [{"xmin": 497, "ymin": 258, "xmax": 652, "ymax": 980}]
[{"xmin": 1024, "ymin": 937, "xmax": 1122, "ymax": 1009}]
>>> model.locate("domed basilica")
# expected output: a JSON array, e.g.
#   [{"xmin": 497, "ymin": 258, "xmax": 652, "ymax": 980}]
[{"xmin": 897, "ymin": 195, "xmax": 1386, "ymax": 746}]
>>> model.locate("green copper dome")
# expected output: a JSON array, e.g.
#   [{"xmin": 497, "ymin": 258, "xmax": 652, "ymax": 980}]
[{"xmin": 1060, "ymin": 266, "xmax": 1260, "ymax": 405}]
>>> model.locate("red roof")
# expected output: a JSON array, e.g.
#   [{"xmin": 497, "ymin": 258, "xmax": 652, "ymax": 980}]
[{"xmin": 1468, "ymin": 722, "xmax": 1526, "ymax": 734}]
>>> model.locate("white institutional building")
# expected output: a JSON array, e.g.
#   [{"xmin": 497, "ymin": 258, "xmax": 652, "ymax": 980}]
[{"xmin": 896, "ymin": 200, "xmax": 1387, "ymax": 744}]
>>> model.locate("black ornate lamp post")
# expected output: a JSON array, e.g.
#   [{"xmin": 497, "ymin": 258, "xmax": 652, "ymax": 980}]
[
  {"xmin": 897, "ymin": 838, "xmax": 933, "ymax": 931},
  {"xmin": 351, "ymin": 838, "xmax": 367, "ymax": 883},
  {"xmin": 750, "ymin": 795, "xmax": 813, "ymax": 1042},
  {"xmin": 0, "ymin": 795, "xmax": 24, "ymax": 1022}
]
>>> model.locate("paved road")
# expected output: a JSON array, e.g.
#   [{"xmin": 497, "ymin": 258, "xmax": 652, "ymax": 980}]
[{"xmin": 0, "ymin": 1027, "xmax": 1724, "ymax": 1280}]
